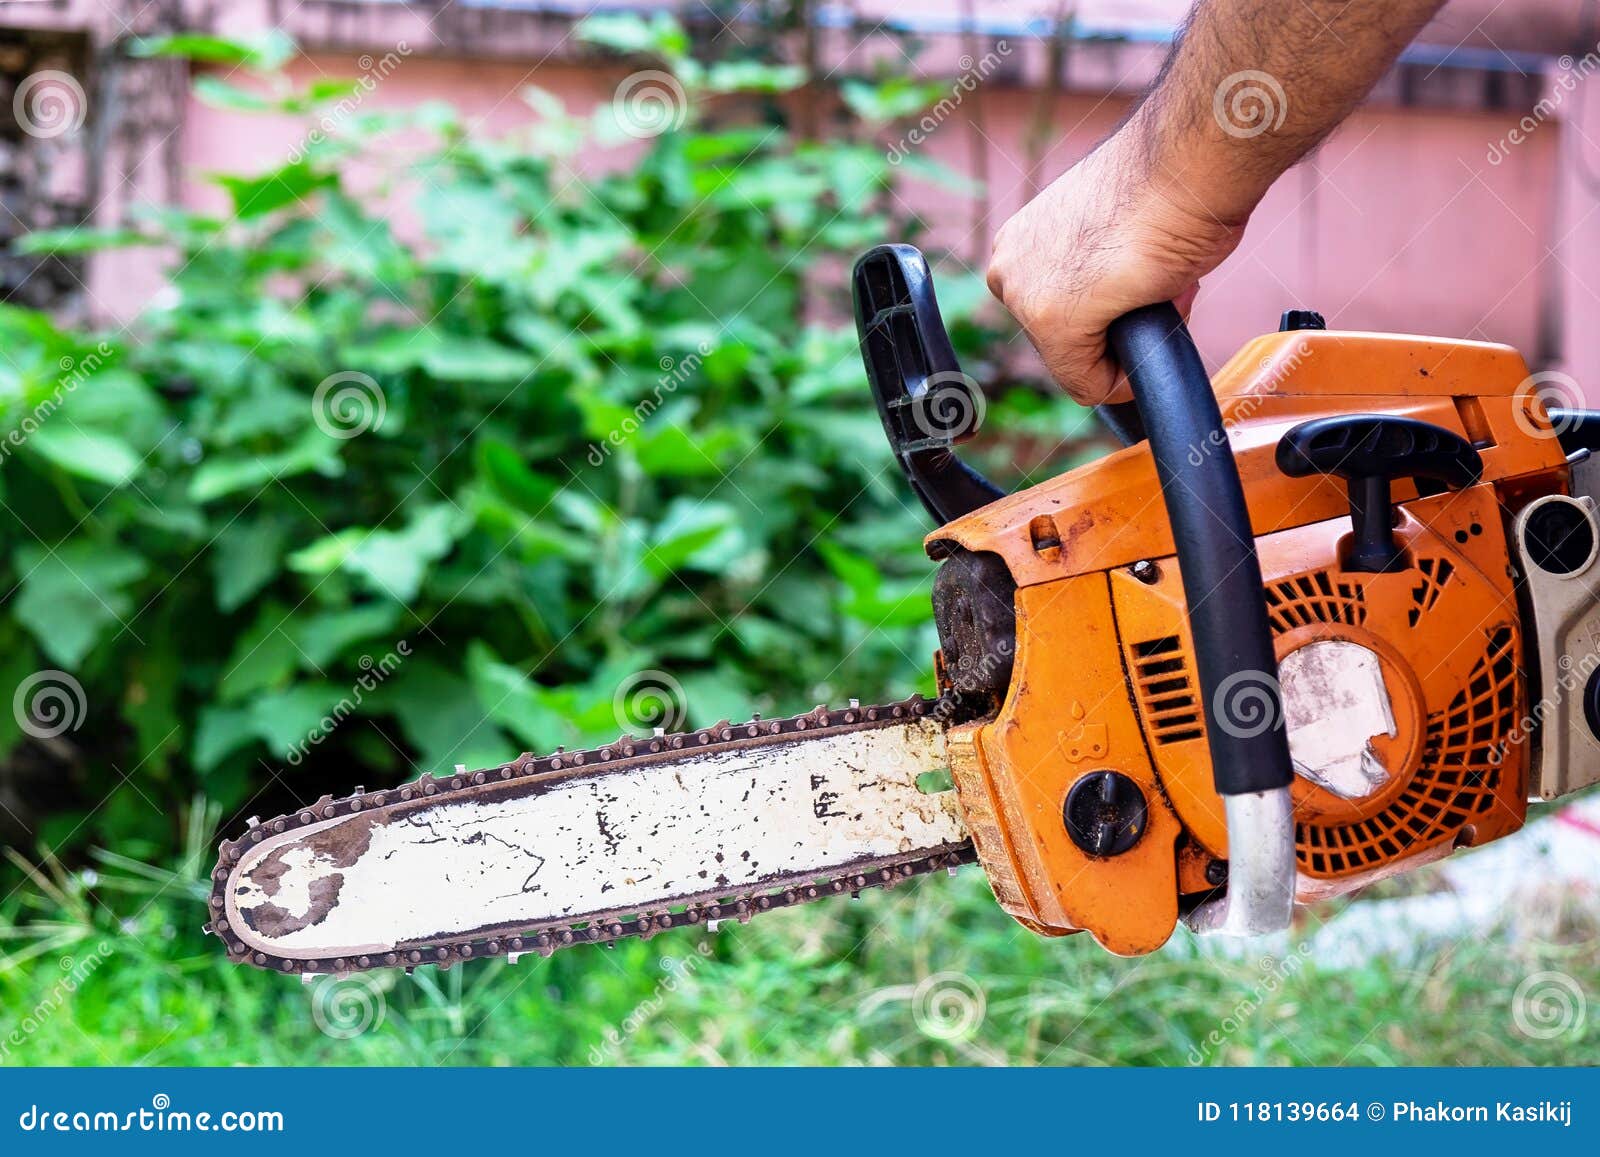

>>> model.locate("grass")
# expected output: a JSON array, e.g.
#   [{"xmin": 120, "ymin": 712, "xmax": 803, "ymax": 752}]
[{"xmin": 1, "ymin": 800, "xmax": 1595, "ymax": 1066}]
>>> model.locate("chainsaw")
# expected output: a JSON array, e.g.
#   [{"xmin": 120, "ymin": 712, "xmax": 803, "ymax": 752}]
[{"xmin": 206, "ymin": 244, "xmax": 1600, "ymax": 974}]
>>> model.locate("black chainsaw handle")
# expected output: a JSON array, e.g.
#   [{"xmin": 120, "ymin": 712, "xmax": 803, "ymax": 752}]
[
  {"xmin": 852, "ymin": 244, "xmax": 1006, "ymax": 525},
  {"xmin": 1107, "ymin": 305, "xmax": 1292, "ymax": 799}
]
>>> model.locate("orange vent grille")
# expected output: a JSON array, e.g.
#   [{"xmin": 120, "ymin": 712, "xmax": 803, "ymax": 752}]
[
  {"xmin": 1264, "ymin": 570, "xmax": 1365, "ymax": 633},
  {"xmin": 1297, "ymin": 625, "xmax": 1518, "ymax": 877},
  {"xmin": 1127, "ymin": 635, "xmax": 1202, "ymax": 745},
  {"xmin": 1407, "ymin": 557, "xmax": 1454, "ymax": 626}
]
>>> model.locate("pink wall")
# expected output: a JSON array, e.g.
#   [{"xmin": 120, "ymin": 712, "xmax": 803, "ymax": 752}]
[
  {"xmin": 0, "ymin": 0, "xmax": 1573, "ymax": 390},
  {"xmin": 176, "ymin": 46, "xmax": 1563, "ymax": 383}
]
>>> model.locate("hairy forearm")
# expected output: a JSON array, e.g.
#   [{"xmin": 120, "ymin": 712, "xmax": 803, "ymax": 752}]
[{"xmin": 1126, "ymin": 0, "xmax": 1447, "ymax": 226}]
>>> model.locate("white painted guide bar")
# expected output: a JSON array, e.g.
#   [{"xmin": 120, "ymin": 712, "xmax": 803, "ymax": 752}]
[{"xmin": 227, "ymin": 719, "xmax": 963, "ymax": 958}]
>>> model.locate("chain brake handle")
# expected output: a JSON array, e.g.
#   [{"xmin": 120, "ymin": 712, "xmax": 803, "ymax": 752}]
[{"xmin": 852, "ymin": 244, "xmax": 1005, "ymax": 525}]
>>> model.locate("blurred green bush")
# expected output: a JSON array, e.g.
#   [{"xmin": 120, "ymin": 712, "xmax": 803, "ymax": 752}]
[{"xmin": 0, "ymin": 16, "xmax": 1098, "ymax": 863}]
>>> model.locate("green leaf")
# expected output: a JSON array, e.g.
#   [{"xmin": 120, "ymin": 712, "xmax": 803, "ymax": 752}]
[
  {"xmin": 13, "ymin": 539, "xmax": 148, "ymax": 667},
  {"xmin": 25, "ymin": 426, "xmax": 142, "ymax": 486},
  {"xmin": 212, "ymin": 518, "xmax": 289, "ymax": 612},
  {"xmin": 13, "ymin": 227, "xmax": 152, "ymax": 255},
  {"xmin": 192, "ymin": 76, "xmax": 279, "ymax": 112},
  {"xmin": 193, "ymin": 706, "xmax": 257, "ymax": 773},
  {"xmin": 575, "ymin": 12, "xmax": 689, "ymax": 62},
  {"xmin": 703, "ymin": 61, "xmax": 807, "ymax": 94},
  {"xmin": 475, "ymin": 437, "xmax": 558, "ymax": 514},
  {"xmin": 189, "ymin": 428, "xmax": 344, "ymax": 503},
  {"xmin": 217, "ymin": 605, "xmax": 299, "ymax": 703},
  {"xmin": 129, "ymin": 30, "xmax": 296, "ymax": 71},
  {"xmin": 212, "ymin": 160, "xmax": 336, "ymax": 220},
  {"xmin": 645, "ymin": 499, "xmax": 740, "ymax": 578},
  {"xmin": 250, "ymin": 683, "xmax": 345, "ymax": 758},
  {"xmin": 290, "ymin": 603, "xmax": 402, "ymax": 667},
  {"xmin": 372, "ymin": 660, "xmax": 509, "ymax": 772},
  {"xmin": 817, "ymin": 541, "xmax": 929, "ymax": 628},
  {"xmin": 633, "ymin": 422, "xmax": 744, "ymax": 477},
  {"xmin": 421, "ymin": 337, "xmax": 537, "ymax": 384},
  {"xmin": 294, "ymin": 504, "xmax": 464, "ymax": 603}
]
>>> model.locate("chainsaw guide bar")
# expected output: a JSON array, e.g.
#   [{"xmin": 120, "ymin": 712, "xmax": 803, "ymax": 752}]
[{"xmin": 206, "ymin": 695, "xmax": 976, "ymax": 976}]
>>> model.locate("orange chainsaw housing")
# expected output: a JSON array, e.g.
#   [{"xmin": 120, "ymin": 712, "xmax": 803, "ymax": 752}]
[{"xmin": 928, "ymin": 330, "xmax": 1570, "ymax": 955}]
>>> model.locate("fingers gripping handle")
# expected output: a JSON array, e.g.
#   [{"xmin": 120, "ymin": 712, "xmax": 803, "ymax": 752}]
[{"xmin": 1106, "ymin": 304, "xmax": 1295, "ymax": 936}]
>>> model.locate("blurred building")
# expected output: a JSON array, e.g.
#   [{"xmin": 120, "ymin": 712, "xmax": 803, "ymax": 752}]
[{"xmin": 1, "ymin": 0, "xmax": 1597, "ymax": 391}]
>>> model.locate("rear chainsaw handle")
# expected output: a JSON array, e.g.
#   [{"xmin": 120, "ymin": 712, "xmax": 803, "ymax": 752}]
[{"xmin": 852, "ymin": 244, "xmax": 1296, "ymax": 937}]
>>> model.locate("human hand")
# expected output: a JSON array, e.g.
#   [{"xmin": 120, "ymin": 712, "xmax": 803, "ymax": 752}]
[{"xmin": 986, "ymin": 132, "xmax": 1247, "ymax": 406}]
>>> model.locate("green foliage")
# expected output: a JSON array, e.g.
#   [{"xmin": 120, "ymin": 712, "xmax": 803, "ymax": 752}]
[
  {"xmin": 0, "ymin": 18, "xmax": 1086, "ymax": 860},
  {"xmin": 3, "ymin": 813, "xmax": 1596, "ymax": 1065}
]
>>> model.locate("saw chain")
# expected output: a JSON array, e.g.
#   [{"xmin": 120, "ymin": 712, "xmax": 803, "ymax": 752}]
[{"xmin": 205, "ymin": 694, "xmax": 976, "ymax": 977}]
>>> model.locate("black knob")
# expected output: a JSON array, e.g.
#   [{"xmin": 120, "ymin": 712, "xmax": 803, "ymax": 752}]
[
  {"xmin": 1279, "ymin": 309, "xmax": 1326, "ymax": 331},
  {"xmin": 1276, "ymin": 415, "xmax": 1484, "ymax": 573},
  {"xmin": 1063, "ymin": 771, "xmax": 1147, "ymax": 857}
]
